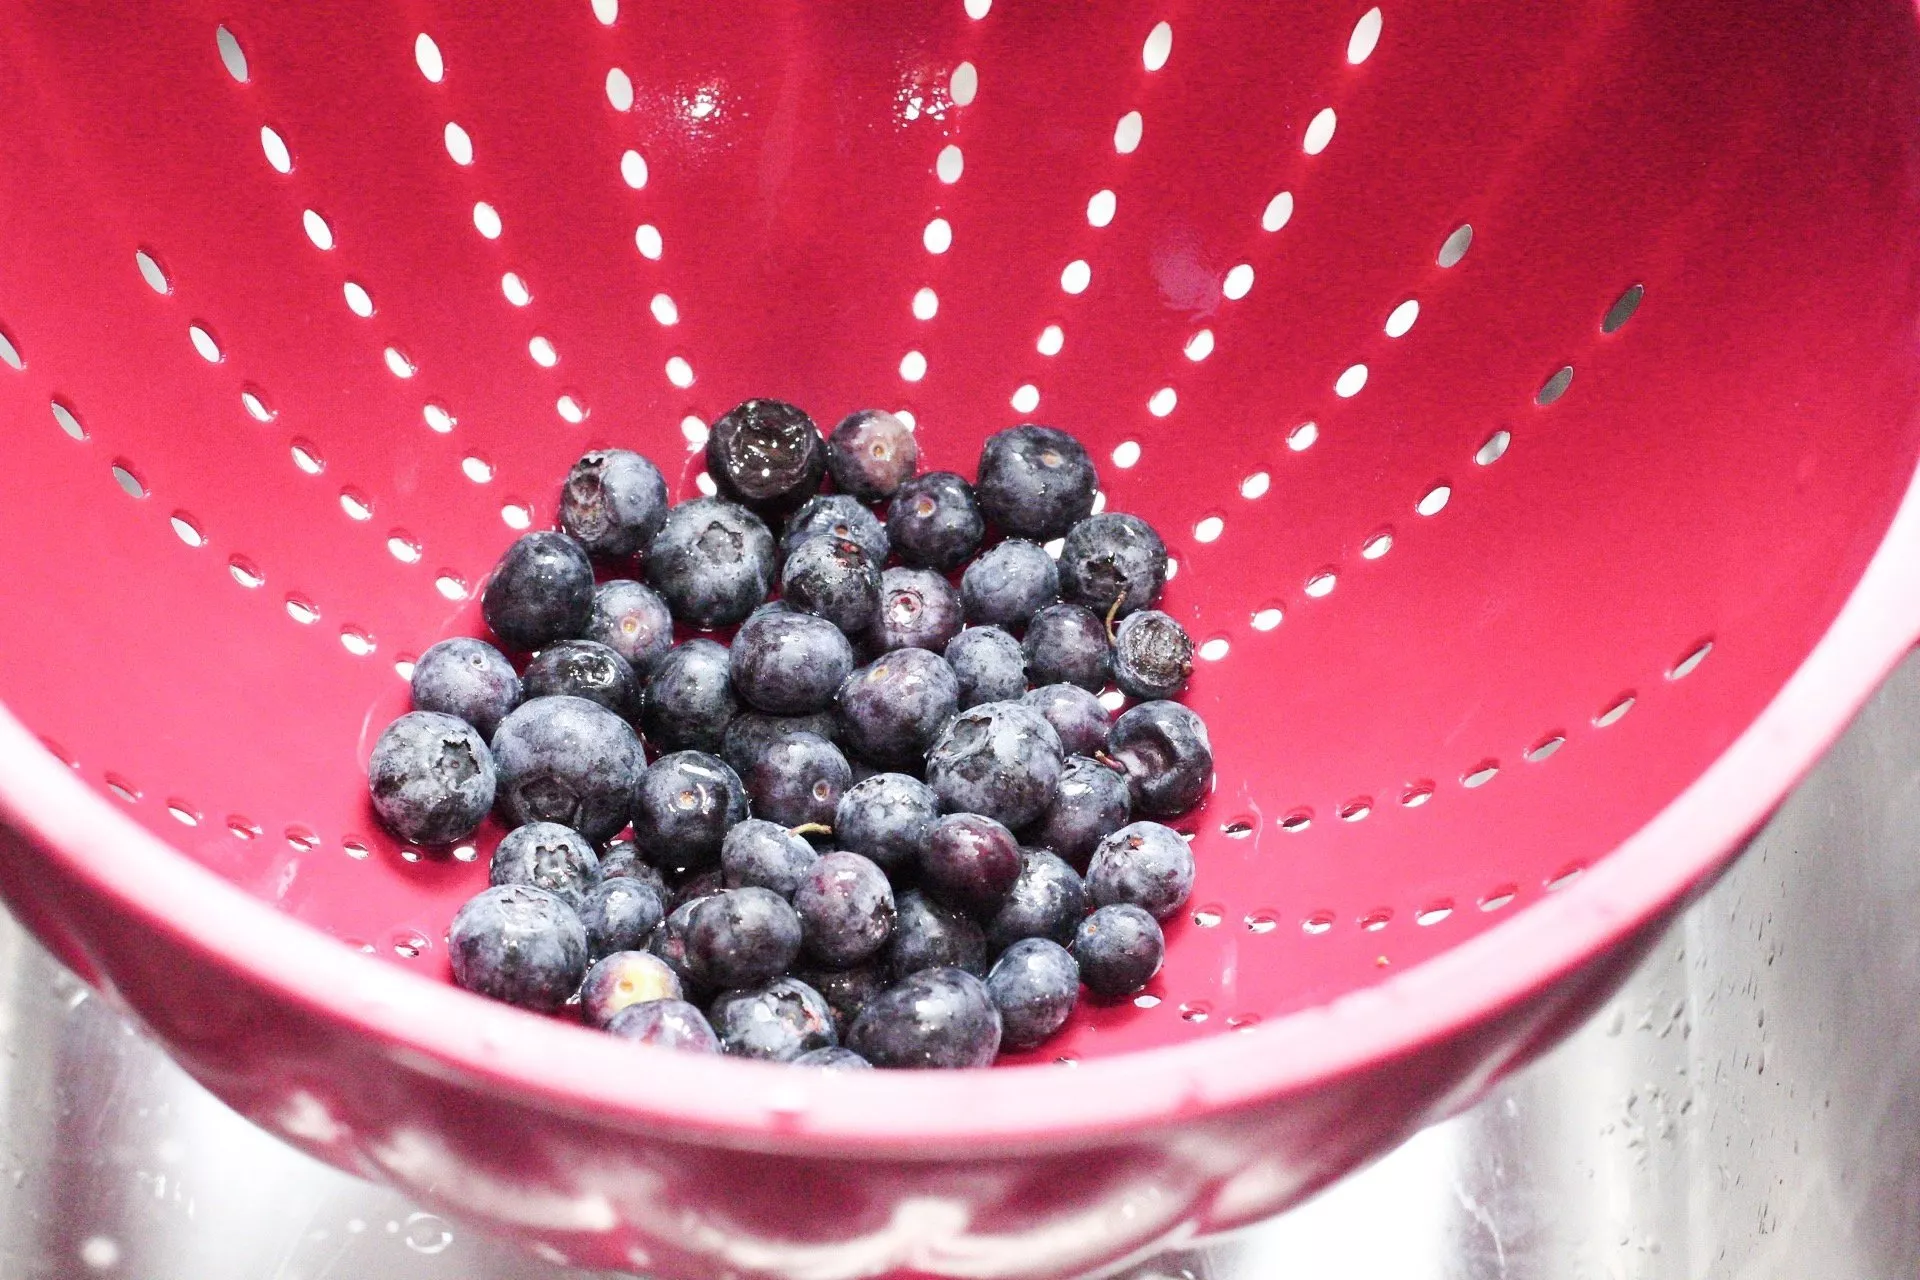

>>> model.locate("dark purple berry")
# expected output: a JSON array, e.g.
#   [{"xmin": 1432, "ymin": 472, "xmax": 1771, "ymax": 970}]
[
  {"xmin": 925, "ymin": 701, "xmax": 1064, "ymax": 830},
  {"xmin": 944, "ymin": 626, "xmax": 1028, "ymax": 709},
  {"xmin": 585, "ymin": 579, "xmax": 675, "ymax": 678},
  {"xmin": 827, "ymin": 409, "xmax": 918, "ymax": 501},
  {"xmin": 1058, "ymin": 513, "xmax": 1167, "ymax": 619},
  {"xmin": 721, "ymin": 710, "xmax": 840, "ymax": 779},
  {"xmin": 960, "ymin": 539, "xmax": 1059, "ymax": 630},
  {"xmin": 1028, "ymin": 754, "xmax": 1132, "ymax": 871},
  {"xmin": 448, "ymin": 884, "xmax": 586, "ymax": 1013},
  {"xmin": 489, "ymin": 820, "xmax": 600, "ymax": 911},
  {"xmin": 781, "ymin": 535, "xmax": 881, "ymax": 636},
  {"xmin": 975, "ymin": 425, "xmax": 1099, "ymax": 541},
  {"xmin": 647, "ymin": 897, "xmax": 715, "ymax": 993},
  {"xmin": 730, "ymin": 610, "xmax": 855, "ymax": 715},
  {"xmin": 706, "ymin": 399, "xmax": 826, "ymax": 518},
  {"xmin": 641, "ymin": 639, "xmax": 739, "ymax": 754},
  {"xmin": 985, "ymin": 847, "xmax": 1088, "ymax": 951},
  {"xmin": 482, "ymin": 531, "xmax": 594, "ymax": 652},
  {"xmin": 491, "ymin": 695, "xmax": 644, "ymax": 844},
  {"xmin": 1021, "ymin": 684, "xmax": 1112, "ymax": 757},
  {"xmin": 720, "ymin": 818, "xmax": 819, "ymax": 899},
  {"xmin": 684, "ymin": 887, "xmax": 804, "ymax": 989},
  {"xmin": 606, "ymin": 998, "xmax": 720, "ymax": 1052},
  {"xmin": 849, "ymin": 968, "xmax": 1001, "ymax": 1069},
  {"xmin": 1073, "ymin": 904, "xmax": 1163, "ymax": 998},
  {"xmin": 867, "ymin": 566, "xmax": 964, "ymax": 655},
  {"xmin": 632, "ymin": 751, "xmax": 749, "ymax": 869},
  {"xmin": 1107, "ymin": 701, "xmax": 1213, "ymax": 817},
  {"xmin": 578, "ymin": 949, "xmax": 681, "ymax": 1027},
  {"xmin": 579, "ymin": 877, "xmax": 668, "ymax": 959},
  {"xmin": 669, "ymin": 866, "xmax": 727, "ymax": 910},
  {"xmin": 1022, "ymin": 604, "xmax": 1111, "ymax": 692},
  {"xmin": 889, "ymin": 890, "xmax": 987, "ymax": 978},
  {"xmin": 792, "ymin": 964, "xmax": 889, "ymax": 1040},
  {"xmin": 921, "ymin": 813, "xmax": 1022, "ymax": 918},
  {"xmin": 368, "ymin": 711, "xmax": 495, "ymax": 845},
  {"xmin": 1087, "ymin": 821, "xmax": 1195, "ymax": 920},
  {"xmin": 835, "ymin": 648, "xmax": 959, "ymax": 769},
  {"xmin": 522, "ymin": 639, "xmax": 640, "ymax": 719},
  {"xmin": 710, "ymin": 977, "xmax": 837, "ymax": 1061},
  {"xmin": 834, "ymin": 772, "xmax": 939, "ymax": 877},
  {"xmin": 985, "ymin": 938, "xmax": 1080, "ymax": 1050},
  {"xmin": 794, "ymin": 851, "xmax": 896, "ymax": 967},
  {"xmin": 743, "ymin": 732, "xmax": 849, "ymax": 829},
  {"xmin": 1112, "ymin": 610, "xmax": 1194, "ymax": 701},
  {"xmin": 646, "ymin": 497, "xmax": 776, "ymax": 630},
  {"xmin": 793, "ymin": 1046, "xmax": 872, "ymax": 1070},
  {"xmin": 410, "ymin": 638, "xmax": 521, "ymax": 738},
  {"xmin": 560, "ymin": 449, "xmax": 669, "ymax": 558},
  {"xmin": 598, "ymin": 839, "xmax": 668, "ymax": 898},
  {"xmin": 887, "ymin": 471, "xmax": 984, "ymax": 571},
  {"xmin": 783, "ymin": 493, "xmax": 889, "ymax": 566}
]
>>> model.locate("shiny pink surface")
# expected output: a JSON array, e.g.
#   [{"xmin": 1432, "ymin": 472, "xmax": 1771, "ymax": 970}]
[{"xmin": 0, "ymin": 0, "xmax": 1918, "ymax": 1274}]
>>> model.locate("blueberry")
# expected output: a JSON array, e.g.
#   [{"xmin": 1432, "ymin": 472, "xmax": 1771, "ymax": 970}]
[
  {"xmin": 1020, "ymin": 684, "xmax": 1112, "ymax": 757},
  {"xmin": 489, "ymin": 820, "xmax": 600, "ymax": 911},
  {"xmin": 640, "ymin": 639, "xmax": 740, "ymax": 754},
  {"xmin": 632, "ymin": 751, "xmax": 749, "ymax": 868},
  {"xmin": 646, "ymin": 897, "xmax": 713, "ymax": 993},
  {"xmin": 706, "ymin": 399, "xmax": 827, "ymax": 517},
  {"xmin": 781, "ymin": 536, "xmax": 881, "ymax": 636},
  {"xmin": 1022, "ymin": 604, "xmax": 1111, "ymax": 692},
  {"xmin": 598, "ymin": 838, "xmax": 667, "ymax": 897},
  {"xmin": 889, "ymin": 890, "xmax": 988, "ymax": 978},
  {"xmin": 578, "ymin": 949, "xmax": 681, "ymax": 1027},
  {"xmin": 944, "ymin": 626, "xmax": 1028, "ymax": 709},
  {"xmin": 960, "ymin": 539, "xmax": 1059, "ymax": 631},
  {"xmin": 646, "ymin": 497, "xmax": 777, "ymax": 630},
  {"xmin": 491, "ymin": 695, "xmax": 644, "ymax": 844},
  {"xmin": 710, "ymin": 977, "xmax": 837, "ymax": 1061},
  {"xmin": 560, "ymin": 449, "xmax": 669, "ymax": 558},
  {"xmin": 925, "ymin": 701, "xmax": 1063, "ymax": 830},
  {"xmin": 743, "ymin": 732, "xmax": 849, "ymax": 829},
  {"xmin": 782, "ymin": 493, "xmax": 889, "ymax": 566},
  {"xmin": 867, "ymin": 567, "xmax": 964, "ymax": 655},
  {"xmin": 584, "ymin": 579, "xmax": 675, "ymax": 678},
  {"xmin": 792, "ymin": 964, "xmax": 889, "ymax": 1039},
  {"xmin": 1112, "ymin": 610, "xmax": 1194, "ymax": 701},
  {"xmin": 985, "ymin": 848, "xmax": 1088, "ymax": 951},
  {"xmin": 835, "ymin": 648, "xmax": 959, "ymax": 769},
  {"xmin": 793, "ymin": 1046, "xmax": 873, "ymax": 1070},
  {"xmin": 448, "ymin": 884, "xmax": 587, "ymax": 1013},
  {"xmin": 1072, "ymin": 904, "xmax": 1163, "ymax": 998},
  {"xmin": 975, "ymin": 425, "xmax": 1099, "ymax": 541},
  {"xmin": 834, "ymin": 772, "xmax": 940, "ymax": 877},
  {"xmin": 1029, "ymin": 754, "xmax": 1132, "ymax": 871},
  {"xmin": 887, "ymin": 472, "xmax": 985, "ymax": 571},
  {"xmin": 482, "ymin": 531, "xmax": 595, "ymax": 652},
  {"xmin": 410, "ymin": 638, "xmax": 521, "ymax": 738},
  {"xmin": 684, "ymin": 887, "xmax": 804, "ymax": 989},
  {"xmin": 827, "ymin": 409, "xmax": 919, "ymax": 501},
  {"xmin": 1086, "ymin": 820, "xmax": 1195, "ymax": 921},
  {"xmin": 848, "ymin": 968, "xmax": 1001, "ymax": 1069},
  {"xmin": 985, "ymin": 938, "xmax": 1080, "ymax": 1051},
  {"xmin": 921, "ymin": 813, "xmax": 1022, "ymax": 918},
  {"xmin": 721, "ymin": 709, "xmax": 841, "ymax": 779},
  {"xmin": 606, "ymin": 998, "xmax": 720, "ymax": 1053},
  {"xmin": 669, "ymin": 866, "xmax": 727, "ymax": 910},
  {"xmin": 1107, "ymin": 701, "xmax": 1213, "ymax": 817},
  {"xmin": 1058, "ymin": 513, "xmax": 1167, "ymax": 619},
  {"xmin": 522, "ymin": 639, "xmax": 641, "ymax": 719},
  {"xmin": 369, "ymin": 711, "xmax": 496, "ymax": 844},
  {"xmin": 579, "ymin": 877, "xmax": 668, "ymax": 959},
  {"xmin": 730, "ymin": 610, "xmax": 855, "ymax": 715},
  {"xmin": 794, "ymin": 851, "xmax": 895, "ymax": 967},
  {"xmin": 720, "ymin": 819, "xmax": 819, "ymax": 899}
]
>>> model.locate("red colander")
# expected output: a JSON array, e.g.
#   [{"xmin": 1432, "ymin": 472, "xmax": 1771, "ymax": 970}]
[{"xmin": 2, "ymin": 0, "xmax": 1919, "ymax": 1275}]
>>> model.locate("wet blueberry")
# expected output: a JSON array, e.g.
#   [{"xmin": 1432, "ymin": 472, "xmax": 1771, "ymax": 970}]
[
  {"xmin": 646, "ymin": 896, "xmax": 714, "ymax": 994},
  {"xmin": 1087, "ymin": 821, "xmax": 1194, "ymax": 921},
  {"xmin": 448, "ymin": 884, "xmax": 587, "ymax": 1013},
  {"xmin": 781, "ymin": 535, "xmax": 881, "ymax": 636},
  {"xmin": 792, "ymin": 963, "xmax": 889, "ymax": 1040},
  {"xmin": 1107, "ymin": 701, "xmax": 1213, "ymax": 817},
  {"xmin": 720, "ymin": 818, "xmax": 819, "ymax": 899},
  {"xmin": 1028, "ymin": 754, "xmax": 1132, "ymax": 871},
  {"xmin": 482, "ymin": 531, "xmax": 595, "ymax": 652},
  {"xmin": 782, "ymin": 493, "xmax": 890, "ymax": 567},
  {"xmin": 560, "ymin": 449, "xmax": 670, "ymax": 559},
  {"xmin": 1058, "ymin": 513, "xmax": 1168, "ymax": 619},
  {"xmin": 743, "ymin": 731, "xmax": 849, "ymax": 829},
  {"xmin": 888, "ymin": 890, "xmax": 988, "ymax": 978},
  {"xmin": 730, "ymin": 610, "xmax": 855, "ymax": 715},
  {"xmin": 669, "ymin": 866, "xmax": 727, "ymax": 910},
  {"xmin": 522, "ymin": 639, "xmax": 641, "ymax": 719},
  {"xmin": 409, "ymin": 638, "xmax": 522, "ymax": 739},
  {"xmin": 491, "ymin": 695, "xmax": 644, "ymax": 844},
  {"xmin": 489, "ymin": 820, "xmax": 600, "ymax": 911},
  {"xmin": 579, "ymin": 877, "xmax": 668, "ymax": 959},
  {"xmin": 985, "ymin": 938, "xmax": 1080, "ymax": 1051},
  {"xmin": 925, "ymin": 701, "xmax": 1063, "ymax": 830},
  {"xmin": 710, "ymin": 977, "xmax": 837, "ymax": 1061},
  {"xmin": 887, "ymin": 471, "xmax": 985, "ymax": 571},
  {"xmin": 578, "ymin": 949, "xmax": 681, "ymax": 1027},
  {"xmin": 827, "ymin": 409, "xmax": 919, "ymax": 501},
  {"xmin": 706, "ymin": 399, "xmax": 827, "ymax": 518},
  {"xmin": 944, "ymin": 626, "xmax": 1028, "ymax": 708},
  {"xmin": 985, "ymin": 847, "xmax": 1088, "ymax": 951},
  {"xmin": 1072, "ymin": 904, "xmax": 1163, "ymax": 999},
  {"xmin": 794, "ymin": 851, "xmax": 896, "ymax": 967},
  {"xmin": 721, "ymin": 709, "xmax": 841, "ymax": 779},
  {"xmin": 584, "ymin": 579, "xmax": 675, "ymax": 678},
  {"xmin": 646, "ymin": 497, "xmax": 777, "ymax": 630},
  {"xmin": 793, "ymin": 1045, "xmax": 873, "ymax": 1070},
  {"xmin": 684, "ymin": 887, "xmax": 805, "ymax": 989},
  {"xmin": 848, "ymin": 968, "xmax": 1002, "ymax": 1069},
  {"xmin": 960, "ymin": 539, "xmax": 1059, "ymax": 631},
  {"xmin": 640, "ymin": 639, "xmax": 740, "ymax": 754},
  {"xmin": 921, "ymin": 813, "xmax": 1023, "ymax": 918},
  {"xmin": 1022, "ymin": 604, "xmax": 1111, "ymax": 692},
  {"xmin": 598, "ymin": 838, "xmax": 667, "ymax": 897},
  {"xmin": 1112, "ymin": 610, "xmax": 1194, "ymax": 701},
  {"xmin": 369, "ymin": 711, "xmax": 496, "ymax": 845},
  {"xmin": 866, "ymin": 566, "xmax": 964, "ymax": 655},
  {"xmin": 632, "ymin": 751, "xmax": 749, "ymax": 869},
  {"xmin": 1020, "ymin": 684, "xmax": 1112, "ymax": 757},
  {"xmin": 834, "ymin": 772, "xmax": 940, "ymax": 877},
  {"xmin": 835, "ymin": 648, "xmax": 959, "ymax": 769},
  {"xmin": 975, "ymin": 425, "xmax": 1099, "ymax": 541},
  {"xmin": 606, "ymin": 998, "xmax": 721, "ymax": 1052}
]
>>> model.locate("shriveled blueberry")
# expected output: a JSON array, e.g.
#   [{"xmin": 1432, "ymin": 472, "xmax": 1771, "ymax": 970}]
[
  {"xmin": 887, "ymin": 471, "xmax": 984, "ymax": 571},
  {"xmin": 491, "ymin": 695, "xmax": 643, "ymax": 844},
  {"xmin": 1112, "ymin": 610, "xmax": 1194, "ymax": 701},
  {"xmin": 646, "ymin": 497, "xmax": 776, "ymax": 630},
  {"xmin": 781, "ymin": 535, "xmax": 881, "ymax": 636},
  {"xmin": 706, "ymin": 399, "xmax": 827, "ymax": 518},
  {"xmin": 1107, "ymin": 701, "xmax": 1213, "ymax": 817},
  {"xmin": 925, "ymin": 701, "xmax": 1063, "ymax": 830},
  {"xmin": 369, "ymin": 711, "xmax": 495, "ymax": 845},
  {"xmin": 721, "ymin": 710, "xmax": 840, "ymax": 779},
  {"xmin": 489, "ymin": 820, "xmax": 600, "ymax": 911},
  {"xmin": 849, "ymin": 968, "xmax": 1001, "ymax": 1069},
  {"xmin": 579, "ymin": 877, "xmax": 668, "ymax": 959},
  {"xmin": 669, "ymin": 866, "xmax": 727, "ymax": 910},
  {"xmin": 448, "ymin": 884, "xmax": 586, "ymax": 1013},
  {"xmin": 1021, "ymin": 684, "xmax": 1112, "ymax": 757},
  {"xmin": 1023, "ymin": 604, "xmax": 1111, "ymax": 692},
  {"xmin": 975, "ymin": 425, "xmax": 1099, "ymax": 541},
  {"xmin": 721, "ymin": 819, "xmax": 819, "ymax": 899},
  {"xmin": 730, "ymin": 610, "xmax": 855, "ymax": 715},
  {"xmin": 578, "ymin": 949, "xmax": 681, "ymax": 1027},
  {"xmin": 522, "ymin": 640, "xmax": 640, "ymax": 719},
  {"xmin": 961, "ymin": 539, "xmax": 1059, "ymax": 630},
  {"xmin": 986, "ymin": 848, "xmax": 1087, "ymax": 951},
  {"xmin": 827, "ymin": 409, "xmax": 918, "ymax": 501},
  {"xmin": 793, "ymin": 1046, "xmax": 873, "ymax": 1070},
  {"xmin": 632, "ymin": 751, "xmax": 749, "ymax": 868},
  {"xmin": 647, "ymin": 897, "xmax": 715, "ymax": 993},
  {"xmin": 641, "ymin": 639, "xmax": 739, "ymax": 754},
  {"xmin": 1058, "ymin": 513, "xmax": 1167, "ymax": 619},
  {"xmin": 560, "ymin": 449, "xmax": 669, "ymax": 558},
  {"xmin": 835, "ymin": 772, "xmax": 939, "ymax": 877},
  {"xmin": 1072, "ymin": 904, "xmax": 1163, "ymax": 998},
  {"xmin": 836, "ymin": 648, "xmax": 959, "ymax": 769},
  {"xmin": 482, "ymin": 531, "xmax": 594, "ymax": 652},
  {"xmin": 867, "ymin": 566, "xmax": 964, "ymax": 655},
  {"xmin": 711, "ymin": 977, "xmax": 837, "ymax": 1061},
  {"xmin": 986, "ymin": 938, "xmax": 1080, "ymax": 1051},
  {"xmin": 606, "ymin": 998, "xmax": 720, "ymax": 1053},
  {"xmin": 585, "ymin": 579, "xmax": 675, "ymax": 678},
  {"xmin": 795, "ymin": 851, "xmax": 895, "ymax": 967},
  {"xmin": 889, "ymin": 890, "xmax": 988, "ymax": 978},
  {"xmin": 1029, "ymin": 754, "xmax": 1132, "ymax": 871},
  {"xmin": 684, "ymin": 887, "xmax": 804, "ymax": 989},
  {"xmin": 1087, "ymin": 821, "xmax": 1195, "ymax": 920},
  {"xmin": 944, "ymin": 627, "xmax": 1028, "ymax": 708},
  {"xmin": 744, "ymin": 732, "xmax": 849, "ymax": 829},
  {"xmin": 793, "ymin": 964, "xmax": 889, "ymax": 1040},
  {"xmin": 783, "ymin": 493, "xmax": 889, "ymax": 566},
  {"xmin": 410, "ymin": 638, "xmax": 521, "ymax": 738},
  {"xmin": 921, "ymin": 813, "xmax": 1022, "ymax": 918}
]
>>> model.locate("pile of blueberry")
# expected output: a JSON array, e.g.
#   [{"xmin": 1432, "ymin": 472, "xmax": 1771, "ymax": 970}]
[{"xmin": 367, "ymin": 400, "xmax": 1210, "ymax": 1069}]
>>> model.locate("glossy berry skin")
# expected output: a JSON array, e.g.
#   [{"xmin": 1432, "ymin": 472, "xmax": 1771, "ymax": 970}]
[
  {"xmin": 578, "ymin": 949, "xmax": 682, "ymax": 1027},
  {"xmin": 986, "ymin": 848, "xmax": 1088, "ymax": 952},
  {"xmin": 521, "ymin": 640, "xmax": 641, "ymax": 719},
  {"xmin": 579, "ymin": 877, "xmax": 668, "ymax": 959},
  {"xmin": 719, "ymin": 819, "xmax": 819, "ymax": 899},
  {"xmin": 730, "ymin": 611, "xmax": 855, "ymax": 716},
  {"xmin": 866, "ymin": 567, "xmax": 964, "ymax": 655},
  {"xmin": 975, "ymin": 425, "xmax": 1099, "ymax": 542},
  {"xmin": 710, "ymin": 977, "xmax": 838, "ymax": 1061},
  {"xmin": 1112, "ymin": 610, "xmax": 1194, "ymax": 701},
  {"xmin": 721, "ymin": 710, "xmax": 840, "ymax": 779},
  {"xmin": 960, "ymin": 539, "xmax": 1059, "ymax": 631},
  {"xmin": 605, "ymin": 998, "xmax": 721, "ymax": 1053},
  {"xmin": 1087, "ymin": 821, "xmax": 1196, "ymax": 920},
  {"xmin": 448, "ymin": 884, "xmax": 587, "ymax": 1014},
  {"xmin": 888, "ymin": 890, "xmax": 988, "ymax": 979},
  {"xmin": 887, "ymin": 471, "xmax": 985, "ymax": 572},
  {"xmin": 560, "ymin": 449, "xmax": 670, "ymax": 559},
  {"xmin": 491, "ymin": 695, "xmax": 644, "ymax": 845},
  {"xmin": 1023, "ymin": 604, "xmax": 1111, "ymax": 693},
  {"xmin": 986, "ymin": 938, "xmax": 1081, "ymax": 1051},
  {"xmin": 925, "ymin": 701, "xmax": 1064, "ymax": 830},
  {"xmin": 646, "ymin": 497, "xmax": 777, "ymax": 630},
  {"xmin": 1030, "ymin": 754, "xmax": 1133, "ymax": 871},
  {"xmin": 597, "ymin": 839, "xmax": 667, "ymax": 897},
  {"xmin": 409, "ymin": 638, "xmax": 521, "ymax": 739},
  {"xmin": 1021, "ymin": 684, "xmax": 1112, "ymax": 757},
  {"xmin": 631, "ymin": 751, "xmax": 749, "ymax": 868},
  {"xmin": 834, "ymin": 772, "xmax": 940, "ymax": 877},
  {"xmin": 368, "ymin": 711, "xmax": 496, "ymax": 845},
  {"xmin": 744, "ymin": 732, "xmax": 849, "ymax": 829},
  {"xmin": 669, "ymin": 867, "xmax": 727, "ymax": 911},
  {"xmin": 793, "ymin": 1046, "xmax": 873, "ymax": 1070},
  {"xmin": 482, "ymin": 531, "xmax": 595, "ymax": 652},
  {"xmin": 794, "ymin": 851, "xmax": 896, "ymax": 967},
  {"xmin": 640, "ymin": 639, "xmax": 740, "ymax": 754},
  {"xmin": 706, "ymin": 399, "xmax": 827, "ymax": 518},
  {"xmin": 1107, "ymin": 701, "xmax": 1214, "ymax": 817},
  {"xmin": 646, "ymin": 897, "xmax": 713, "ymax": 993},
  {"xmin": 849, "ymin": 968, "xmax": 1002, "ymax": 1069},
  {"xmin": 827, "ymin": 409, "xmax": 919, "ymax": 501},
  {"xmin": 944, "ymin": 627, "xmax": 1028, "ymax": 709},
  {"xmin": 782, "ymin": 493, "xmax": 890, "ymax": 567},
  {"xmin": 835, "ymin": 648, "xmax": 959, "ymax": 769},
  {"xmin": 584, "ymin": 579, "xmax": 675, "ymax": 678},
  {"xmin": 489, "ymin": 820, "xmax": 600, "ymax": 912},
  {"xmin": 793, "ymin": 964, "xmax": 889, "ymax": 1040},
  {"xmin": 921, "ymin": 813, "xmax": 1023, "ymax": 918},
  {"xmin": 1058, "ymin": 513, "xmax": 1168, "ymax": 619},
  {"xmin": 781, "ymin": 535, "xmax": 881, "ymax": 636},
  {"xmin": 684, "ymin": 887, "xmax": 805, "ymax": 990},
  {"xmin": 1073, "ymin": 904, "xmax": 1164, "ymax": 999}
]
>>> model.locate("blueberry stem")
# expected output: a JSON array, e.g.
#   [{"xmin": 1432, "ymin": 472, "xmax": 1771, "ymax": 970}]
[
  {"xmin": 789, "ymin": 822, "xmax": 834, "ymax": 837},
  {"xmin": 1105, "ymin": 591, "xmax": 1124, "ymax": 640},
  {"xmin": 1093, "ymin": 752, "xmax": 1126, "ymax": 773}
]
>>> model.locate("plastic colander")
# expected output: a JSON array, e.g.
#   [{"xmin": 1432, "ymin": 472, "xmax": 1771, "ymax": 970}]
[{"xmin": 2, "ymin": 0, "xmax": 1919, "ymax": 1275}]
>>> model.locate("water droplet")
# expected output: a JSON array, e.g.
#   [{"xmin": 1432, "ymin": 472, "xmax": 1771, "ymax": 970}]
[{"xmin": 403, "ymin": 1212, "xmax": 453, "ymax": 1254}]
